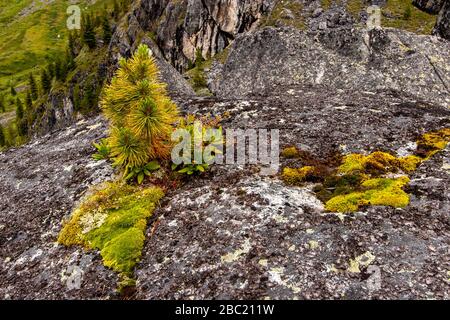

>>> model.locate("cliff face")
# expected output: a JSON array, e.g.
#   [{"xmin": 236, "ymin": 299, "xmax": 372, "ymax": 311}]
[
  {"xmin": 413, "ymin": 0, "xmax": 445, "ymax": 14},
  {"xmin": 414, "ymin": 0, "xmax": 450, "ymax": 40},
  {"xmin": 433, "ymin": 0, "xmax": 450, "ymax": 40},
  {"xmin": 134, "ymin": 0, "xmax": 273, "ymax": 71}
]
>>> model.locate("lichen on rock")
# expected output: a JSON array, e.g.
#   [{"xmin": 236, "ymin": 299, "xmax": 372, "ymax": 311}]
[{"xmin": 58, "ymin": 182, "xmax": 165, "ymax": 276}]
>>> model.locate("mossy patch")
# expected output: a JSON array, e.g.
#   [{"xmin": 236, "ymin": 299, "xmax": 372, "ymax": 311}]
[
  {"xmin": 282, "ymin": 166, "xmax": 315, "ymax": 185},
  {"xmin": 282, "ymin": 128, "xmax": 450, "ymax": 213},
  {"xmin": 325, "ymin": 176, "xmax": 410, "ymax": 212},
  {"xmin": 58, "ymin": 182, "xmax": 164, "ymax": 276},
  {"xmin": 338, "ymin": 151, "xmax": 422, "ymax": 175},
  {"xmin": 281, "ymin": 146, "xmax": 300, "ymax": 158},
  {"xmin": 261, "ymin": 0, "xmax": 305, "ymax": 30},
  {"xmin": 416, "ymin": 128, "xmax": 450, "ymax": 160}
]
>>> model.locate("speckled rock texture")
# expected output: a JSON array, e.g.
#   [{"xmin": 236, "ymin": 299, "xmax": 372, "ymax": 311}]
[
  {"xmin": 0, "ymin": 117, "xmax": 118, "ymax": 299},
  {"xmin": 213, "ymin": 27, "xmax": 450, "ymax": 107},
  {"xmin": 135, "ymin": 88, "xmax": 450, "ymax": 300}
]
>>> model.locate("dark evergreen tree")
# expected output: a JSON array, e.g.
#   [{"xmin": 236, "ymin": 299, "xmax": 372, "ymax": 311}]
[
  {"xmin": 29, "ymin": 73, "xmax": 38, "ymax": 100},
  {"xmin": 68, "ymin": 31, "xmax": 76, "ymax": 56},
  {"xmin": 102, "ymin": 14, "xmax": 112, "ymax": 43},
  {"xmin": 16, "ymin": 98, "xmax": 24, "ymax": 120},
  {"xmin": 47, "ymin": 63, "xmax": 55, "ymax": 80},
  {"xmin": 113, "ymin": 0, "xmax": 121, "ymax": 19},
  {"xmin": 10, "ymin": 85, "xmax": 17, "ymax": 96},
  {"xmin": 54, "ymin": 58, "xmax": 63, "ymax": 81},
  {"xmin": 0, "ymin": 96, "xmax": 5, "ymax": 113},
  {"xmin": 82, "ymin": 13, "xmax": 97, "ymax": 49},
  {"xmin": 25, "ymin": 91, "xmax": 33, "ymax": 110},
  {"xmin": 0, "ymin": 124, "xmax": 5, "ymax": 147},
  {"xmin": 41, "ymin": 69, "xmax": 51, "ymax": 93},
  {"xmin": 65, "ymin": 48, "xmax": 75, "ymax": 71}
]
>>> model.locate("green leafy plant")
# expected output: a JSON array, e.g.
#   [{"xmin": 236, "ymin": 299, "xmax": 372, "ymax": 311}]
[
  {"xmin": 125, "ymin": 161, "xmax": 161, "ymax": 184},
  {"xmin": 172, "ymin": 114, "xmax": 222, "ymax": 176},
  {"xmin": 93, "ymin": 138, "xmax": 111, "ymax": 161}
]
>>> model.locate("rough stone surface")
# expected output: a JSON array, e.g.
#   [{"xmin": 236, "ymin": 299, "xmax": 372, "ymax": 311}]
[
  {"xmin": 213, "ymin": 26, "xmax": 450, "ymax": 107},
  {"xmin": 433, "ymin": 0, "xmax": 450, "ymax": 40},
  {"xmin": 134, "ymin": 88, "xmax": 450, "ymax": 299},
  {"xmin": 413, "ymin": 0, "xmax": 445, "ymax": 14},
  {"xmin": 0, "ymin": 117, "xmax": 118, "ymax": 299},
  {"xmin": 133, "ymin": 0, "xmax": 274, "ymax": 70},
  {"xmin": 2, "ymin": 0, "xmax": 450, "ymax": 301}
]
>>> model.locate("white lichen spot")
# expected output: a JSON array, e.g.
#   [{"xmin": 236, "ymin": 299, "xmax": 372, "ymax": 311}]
[
  {"xmin": 61, "ymin": 265, "xmax": 84, "ymax": 290},
  {"xmin": 288, "ymin": 245, "xmax": 296, "ymax": 252},
  {"xmin": 326, "ymin": 264, "xmax": 339, "ymax": 273},
  {"xmin": 306, "ymin": 229, "xmax": 314, "ymax": 234},
  {"xmin": 308, "ymin": 240, "xmax": 319, "ymax": 250},
  {"xmin": 348, "ymin": 251, "xmax": 376, "ymax": 273},
  {"xmin": 259, "ymin": 259, "xmax": 268, "ymax": 267},
  {"xmin": 221, "ymin": 238, "xmax": 252, "ymax": 263},
  {"xmin": 79, "ymin": 209, "xmax": 107, "ymax": 234},
  {"xmin": 268, "ymin": 267, "xmax": 301, "ymax": 294}
]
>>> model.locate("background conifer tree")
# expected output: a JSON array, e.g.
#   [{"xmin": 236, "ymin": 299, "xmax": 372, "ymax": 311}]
[
  {"xmin": 82, "ymin": 13, "xmax": 97, "ymax": 49},
  {"xmin": 41, "ymin": 69, "xmax": 51, "ymax": 93},
  {"xmin": 16, "ymin": 98, "xmax": 24, "ymax": 120},
  {"xmin": 0, "ymin": 96, "xmax": 5, "ymax": 113},
  {"xmin": 0, "ymin": 124, "xmax": 5, "ymax": 147},
  {"xmin": 10, "ymin": 85, "xmax": 17, "ymax": 96},
  {"xmin": 102, "ymin": 14, "xmax": 112, "ymax": 43},
  {"xmin": 25, "ymin": 91, "xmax": 33, "ymax": 110},
  {"xmin": 29, "ymin": 73, "xmax": 38, "ymax": 100}
]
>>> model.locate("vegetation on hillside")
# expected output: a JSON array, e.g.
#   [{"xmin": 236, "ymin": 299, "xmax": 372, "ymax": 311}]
[{"xmin": 0, "ymin": 0, "xmax": 132, "ymax": 148}]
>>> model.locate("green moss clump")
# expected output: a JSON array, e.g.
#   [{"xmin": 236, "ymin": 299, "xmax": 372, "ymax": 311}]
[
  {"xmin": 325, "ymin": 176, "xmax": 410, "ymax": 212},
  {"xmin": 282, "ymin": 128, "xmax": 449, "ymax": 213},
  {"xmin": 338, "ymin": 151, "xmax": 422, "ymax": 175},
  {"xmin": 58, "ymin": 182, "xmax": 164, "ymax": 275},
  {"xmin": 416, "ymin": 128, "xmax": 450, "ymax": 159},
  {"xmin": 281, "ymin": 146, "xmax": 300, "ymax": 158},
  {"xmin": 282, "ymin": 166, "xmax": 315, "ymax": 185}
]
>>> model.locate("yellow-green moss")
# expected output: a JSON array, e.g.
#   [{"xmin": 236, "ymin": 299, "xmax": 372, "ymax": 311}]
[
  {"xmin": 338, "ymin": 151, "xmax": 422, "ymax": 175},
  {"xmin": 58, "ymin": 182, "xmax": 164, "ymax": 275},
  {"xmin": 325, "ymin": 176, "xmax": 410, "ymax": 212},
  {"xmin": 416, "ymin": 128, "xmax": 450, "ymax": 159},
  {"xmin": 282, "ymin": 128, "xmax": 449, "ymax": 213},
  {"xmin": 281, "ymin": 146, "xmax": 300, "ymax": 158},
  {"xmin": 282, "ymin": 166, "xmax": 315, "ymax": 185}
]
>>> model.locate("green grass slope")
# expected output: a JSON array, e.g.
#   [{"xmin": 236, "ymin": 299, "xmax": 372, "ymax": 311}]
[{"xmin": 0, "ymin": 0, "xmax": 108, "ymax": 106}]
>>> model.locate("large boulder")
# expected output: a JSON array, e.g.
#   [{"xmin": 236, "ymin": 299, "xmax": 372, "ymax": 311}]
[
  {"xmin": 213, "ymin": 27, "xmax": 450, "ymax": 107},
  {"xmin": 0, "ymin": 117, "xmax": 118, "ymax": 299}
]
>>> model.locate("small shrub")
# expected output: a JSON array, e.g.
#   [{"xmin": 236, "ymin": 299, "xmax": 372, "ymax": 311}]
[{"xmin": 101, "ymin": 44, "xmax": 179, "ymax": 180}]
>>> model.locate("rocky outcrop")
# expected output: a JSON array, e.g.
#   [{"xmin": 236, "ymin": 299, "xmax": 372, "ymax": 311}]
[
  {"xmin": 3, "ymin": 85, "xmax": 449, "ymax": 299},
  {"xmin": 413, "ymin": 0, "xmax": 445, "ymax": 14},
  {"xmin": 0, "ymin": 117, "xmax": 118, "ymax": 299},
  {"xmin": 213, "ymin": 27, "xmax": 450, "ymax": 107},
  {"xmin": 433, "ymin": 0, "xmax": 450, "ymax": 40},
  {"xmin": 132, "ymin": 0, "xmax": 274, "ymax": 71}
]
